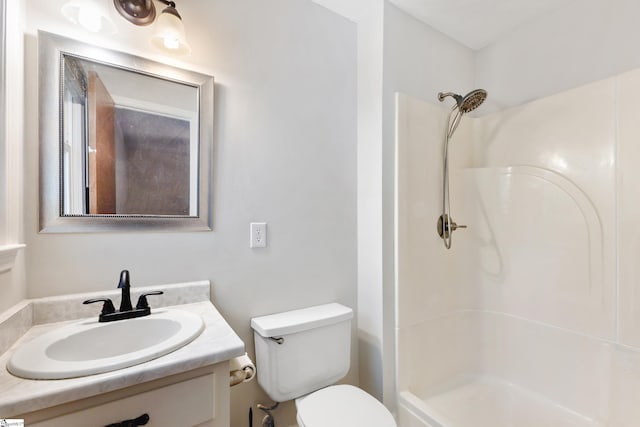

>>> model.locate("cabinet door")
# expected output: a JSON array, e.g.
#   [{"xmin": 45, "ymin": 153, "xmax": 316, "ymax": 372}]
[{"xmin": 30, "ymin": 373, "xmax": 216, "ymax": 427}]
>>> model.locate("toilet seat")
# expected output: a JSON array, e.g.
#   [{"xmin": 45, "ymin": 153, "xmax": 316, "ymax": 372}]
[{"xmin": 295, "ymin": 384, "xmax": 397, "ymax": 427}]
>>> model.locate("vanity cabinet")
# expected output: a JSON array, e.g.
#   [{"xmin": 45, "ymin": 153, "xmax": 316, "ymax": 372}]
[{"xmin": 19, "ymin": 364, "xmax": 229, "ymax": 427}]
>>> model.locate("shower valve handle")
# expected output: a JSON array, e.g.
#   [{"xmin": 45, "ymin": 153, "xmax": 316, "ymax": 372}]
[
  {"xmin": 448, "ymin": 221, "xmax": 467, "ymax": 234},
  {"xmin": 437, "ymin": 214, "xmax": 467, "ymax": 240}
]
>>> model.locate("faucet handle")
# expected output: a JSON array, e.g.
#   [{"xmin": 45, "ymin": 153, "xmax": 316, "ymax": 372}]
[
  {"xmin": 135, "ymin": 291, "xmax": 164, "ymax": 310},
  {"xmin": 83, "ymin": 298, "xmax": 116, "ymax": 315}
]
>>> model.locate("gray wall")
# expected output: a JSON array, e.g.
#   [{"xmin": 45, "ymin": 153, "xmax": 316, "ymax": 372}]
[{"xmin": 21, "ymin": 0, "xmax": 357, "ymax": 425}]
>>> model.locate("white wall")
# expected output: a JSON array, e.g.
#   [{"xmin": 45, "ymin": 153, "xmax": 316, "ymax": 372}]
[
  {"xmin": 305, "ymin": 0, "xmax": 640, "ymax": 421},
  {"xmin": 20, "ymin": 1, "xmax": 357, "ymax": 425},
  {"xmin": 0, "ymin": 0, "xmax": 26, "ymax": 313},
  {"xmin": 476, "ymin": 0, "xmax": 640, "ymax": 113},
  {"xmin": 312, "ymin": 0, "xmax": 388, "ymax": 404},
  {"xmin": 383, "ymin": 1, "xmax": 474, "ymax": 408},
  {"xmin": 286, "ymin": 2, "xmax": 476, "ymax": 412}
]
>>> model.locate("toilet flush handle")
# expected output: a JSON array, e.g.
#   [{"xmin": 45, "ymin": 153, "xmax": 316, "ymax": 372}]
[{"xmin": 269, "ymin": 337, "xmax": 284, "ymax": 345}]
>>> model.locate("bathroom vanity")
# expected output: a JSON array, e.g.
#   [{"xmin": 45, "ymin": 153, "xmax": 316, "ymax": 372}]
[
  {"xmin": 0, "ymin": 281, "xmax": 244, "ymax": 427},
  {"xmin": 24, "ymin": 365, "xmax": 226, "ymax": 426}
]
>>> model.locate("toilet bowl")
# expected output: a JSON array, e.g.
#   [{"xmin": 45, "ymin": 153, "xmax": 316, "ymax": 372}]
[
  {"xmin": 296, "ymin": 384, "xmax": 396, "ymax": 427},
  {"xmin": 251, "ymin": 303, "xmax": 397, "ymax": 427}
]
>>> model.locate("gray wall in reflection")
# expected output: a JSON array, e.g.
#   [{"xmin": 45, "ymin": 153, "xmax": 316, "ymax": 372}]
[{"xmin": 114, "ymin": 108, "xmax": 190, "ymax": 216}]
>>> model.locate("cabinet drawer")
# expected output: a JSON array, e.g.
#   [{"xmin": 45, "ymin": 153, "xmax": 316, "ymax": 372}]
[{"xmin": 30, "ymin": 373, "xmax": 216, "ymax": 427}]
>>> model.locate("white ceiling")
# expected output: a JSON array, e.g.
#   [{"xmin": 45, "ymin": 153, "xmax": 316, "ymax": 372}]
[{"xmin": 388, "ymin": 0, "xmax": 575, "ymax": 50}]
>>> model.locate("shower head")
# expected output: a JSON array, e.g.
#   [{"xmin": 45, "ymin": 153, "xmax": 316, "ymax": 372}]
[
  {"xmin": 438, "ymin": 89, "xmax": 488, "ymax": 113},
  {"xmin": 437, "ymin": 89, "xmax": 486, "ymax": 250}
]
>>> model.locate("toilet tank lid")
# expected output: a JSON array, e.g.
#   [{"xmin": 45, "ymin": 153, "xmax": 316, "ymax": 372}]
[{"xmin": 251, "ymin": 303, "xmax": 353, "ymax": 337}]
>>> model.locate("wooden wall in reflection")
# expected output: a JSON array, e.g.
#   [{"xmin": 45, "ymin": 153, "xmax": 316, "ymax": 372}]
[{"xmin": 87, "ymin": 71, "xmax": 116, "ymax": 214}]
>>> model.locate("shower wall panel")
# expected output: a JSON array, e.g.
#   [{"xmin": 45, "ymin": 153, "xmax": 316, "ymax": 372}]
[
  {"xmin": 617, "ymin": 69, "xmax": 640, "ymax": 349},
  {"xmin": 454, "ymin": 166, "xmax": 609, "ymax": 338},
  {"xmin": 396, "ymin": 310, "xmax": 483, "ymax": 398},
  {"xmin": 395, "ymin": 94, "xmax": 473, "ymax": 331},
  {"xmin": 396, "ymin": 67, "xmax": 640, "ymax": 426},
  {"xmin": 470, "ymin": 78, "xmax": 617, "ymax": 340}
]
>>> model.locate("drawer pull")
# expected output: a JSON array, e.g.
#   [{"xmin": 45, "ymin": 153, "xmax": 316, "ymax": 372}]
[{"xmin": 104, "ymin": 413, "xmax": 150, "ymax": 427}]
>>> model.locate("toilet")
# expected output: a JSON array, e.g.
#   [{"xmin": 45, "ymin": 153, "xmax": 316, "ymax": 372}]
[{"xmin": 251, "ymin": 303, "xmax": 397, "ymax": 427}]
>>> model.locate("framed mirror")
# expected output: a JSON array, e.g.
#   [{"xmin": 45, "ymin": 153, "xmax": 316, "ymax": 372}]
[{"xmin": 38, "ymin": 31, "xmax": 213, "ymax": 232}]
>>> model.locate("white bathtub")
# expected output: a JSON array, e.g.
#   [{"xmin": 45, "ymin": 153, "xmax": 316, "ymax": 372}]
[
  {"xmin": 395, "ymin": 310, "xmax": 640, "ymax": 427},
  {"xmin": 398, "ymin": 377, "xmax": 600, "ymax": 427}
]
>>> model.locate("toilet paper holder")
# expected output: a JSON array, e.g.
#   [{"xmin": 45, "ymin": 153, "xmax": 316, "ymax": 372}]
[{"xmin": 229, "ymin": 352, "xmax": 256, "ymax": 387}]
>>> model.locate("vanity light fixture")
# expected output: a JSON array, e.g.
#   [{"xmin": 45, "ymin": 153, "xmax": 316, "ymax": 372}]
[
  {"xmin": 150, "ymin": 2, "xmax": 192, "ymax": 55},
  {"xmin": 61, "ymin": 0, "xmax": 117, "ymax": 35},
  {"xmin": 114, "ymin": 0, "xmax": 192, "ymax": 55},
  {"xmin": 113, "ymin": 0, "xmax": 156, "ymax": 25}
]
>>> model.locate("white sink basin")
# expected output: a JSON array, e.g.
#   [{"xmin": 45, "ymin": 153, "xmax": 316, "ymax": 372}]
[{"xmin": 7, "ymin": 309, "xmax": 204, "ymax": 380}]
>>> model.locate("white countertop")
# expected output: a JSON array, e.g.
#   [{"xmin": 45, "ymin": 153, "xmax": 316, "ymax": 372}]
[{"xmin": 0, "ymin": 284, "xmax": 244, "ymax": 417}]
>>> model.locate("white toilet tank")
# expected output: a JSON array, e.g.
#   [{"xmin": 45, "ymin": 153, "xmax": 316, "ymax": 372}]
[{"xmin": 251, "ymin": 303, "xmax": 353, "ymax": 402}]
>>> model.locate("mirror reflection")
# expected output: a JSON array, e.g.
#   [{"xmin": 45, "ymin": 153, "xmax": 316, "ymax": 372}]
[
  {"xmin": 39, "ymin": 31, "xmax": 213, "ymax": 232},
  {"xmin": 61, "ymin": 54, "xmax": 199, "ymax": 217}
]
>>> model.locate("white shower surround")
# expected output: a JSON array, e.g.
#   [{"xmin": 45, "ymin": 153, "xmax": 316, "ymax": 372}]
[{"xmin": 395, "ymin": 68, "xmax": 640, "ymax": 426}]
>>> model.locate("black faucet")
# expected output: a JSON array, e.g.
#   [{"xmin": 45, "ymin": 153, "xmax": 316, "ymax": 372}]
[
  {"xmin": 118, "ymin": 270, "xmax": 133, "ymax": 312},
  {"xmin": 83, "ymin": 270, "xmax": 163, "ymax": 322}
]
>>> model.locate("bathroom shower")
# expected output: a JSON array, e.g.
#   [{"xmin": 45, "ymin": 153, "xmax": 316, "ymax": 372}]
[{"xmin": 437, "ymin": 89, "xmax": 487, "ymax": 249}]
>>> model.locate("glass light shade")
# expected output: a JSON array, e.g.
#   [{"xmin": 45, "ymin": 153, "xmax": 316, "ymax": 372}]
[
  {"xmin": 61, "ymin": 0, "xmax": 116, "ymax": 35},
  {"xmin": 151, "ymin": 9, "xmax": 191, "ymax": 55}
]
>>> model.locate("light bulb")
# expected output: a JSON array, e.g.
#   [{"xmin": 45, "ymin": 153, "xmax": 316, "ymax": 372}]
[
  {"xmin": 163, "ymin": 36, "xmax": 180, "ymax": 50},
  {"xmin": 151, "ymin": 6, "xmax": 191, "ymax": 55},
  {"xmin": 61, "ymin": 0, "xmax": 116, "ymax": 35}
]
